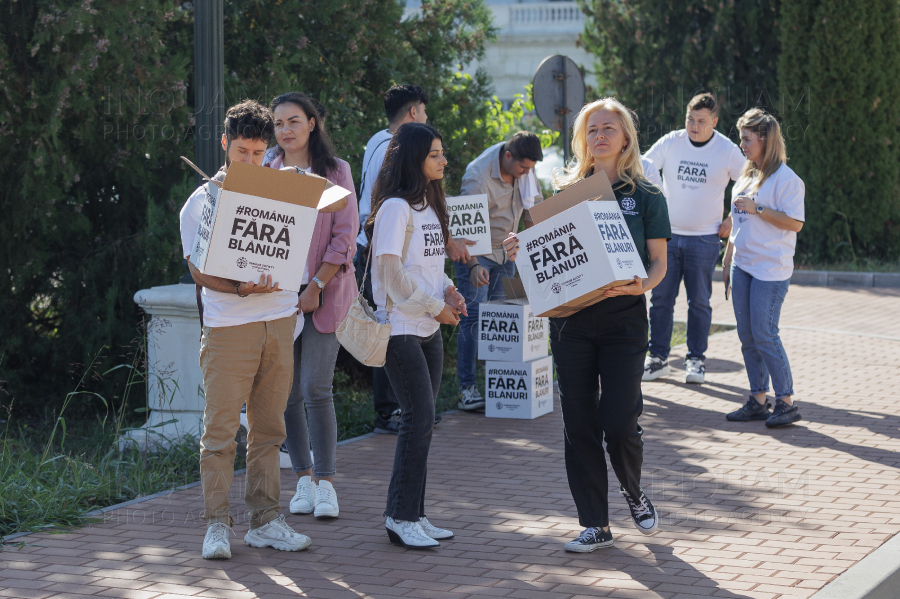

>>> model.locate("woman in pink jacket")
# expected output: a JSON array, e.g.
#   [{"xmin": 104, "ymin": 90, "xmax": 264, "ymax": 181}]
[{"xmin": 264, "ymin": 92, "xmax": 359, "ymax": 520}]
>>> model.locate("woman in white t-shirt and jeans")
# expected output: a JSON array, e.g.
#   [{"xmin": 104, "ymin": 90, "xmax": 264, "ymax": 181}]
[
  {"xmin": 723, "ymin": 108, "xmax": 805, "ymax": 428},
  {"xmin": 364, "ymin": 123, "xmax": 466, "ymax": 548}
]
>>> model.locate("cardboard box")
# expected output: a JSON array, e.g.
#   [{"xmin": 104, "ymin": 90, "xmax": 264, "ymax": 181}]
[
  {"xmin": 187, "ymin": 160, "xmax": 350, "ymax": 292},
  {"xmin": 485, "ymin": 356, "xmax": 554, "ymax": 420},
  {"xmin": 514, "ymin": 172, "xmax": 648, "ymax": 318},
  {"xmin": 477, "ymin": 278, "xmax": 549, "ymax": 362},
  {"xmin": 446, "ymin": 194, "xmax": 491, "ymax": 256}
]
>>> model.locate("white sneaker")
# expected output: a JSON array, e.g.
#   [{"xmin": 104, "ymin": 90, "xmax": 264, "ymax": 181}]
[
  {"xmin": 314, "ymin": 480, "xmax": 339, "ymax": 518},
  {"xmin": 244, "ymin": 514, "xmax": 312, "ymax": 551},
  {"xmin": 385, "ymin": 517, "xmax": 439, "ymax": 548},
  {"xmin": 457, "ymin": 385, "xmax": 485, "ymax": 411},
  {"xmin": 419, "ymin": 517, "xmax": 453, "ymax": 540},
  {"xmin": 685, "ymin": 357, "xmax": 705, "ymax": 384},
  {"xmin": 642, "ymin": 355, "xmax": 670, "ymax": 381},
  {"xmin": 201, "ymin": 522, "xmax": 232, "ymax": 560},
  {"xmin": 290, "ymin": 476, "xmax": 315, "ymax": 514}
]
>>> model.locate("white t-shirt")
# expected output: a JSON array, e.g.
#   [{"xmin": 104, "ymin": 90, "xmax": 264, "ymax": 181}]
[
  {"xmin": 356, "ymin": 129, "xmax": 393, "ymax": 247},
  {"xmin": 371, "ymin": 198, "xmax": 446, "ymax": 337},
  {"xmin": 645, "ymin": 130, "xmax": 746, "ymax": 236},
  {"xmin": 180, "ymin": 183, "xmax": 299, "ymax": 329},
  {"xmin": 641, "ymin": 156, "xmax": 662, "ymax": 188},
  {"xmin": 729, "ymin": 163, "xmax": 805, "ymax": 281}
]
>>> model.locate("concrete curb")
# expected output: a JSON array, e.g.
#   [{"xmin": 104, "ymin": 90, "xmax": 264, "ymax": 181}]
[
  {"xmin": 713, "ymin": 268, "xmax": 900, "ymax": 288},
  {"xmin": 811, "ymin": 532, "xmax": 900, "ymax": 599}
]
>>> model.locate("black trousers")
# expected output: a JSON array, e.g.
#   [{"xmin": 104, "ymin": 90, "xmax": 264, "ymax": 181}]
[
  {"xmin": 549, "ymin": 294, "xmax": 647, "ymax": 528},
  {"xmin": 382, "ymin": 331, "xmax": 443, "ymax": 521}
]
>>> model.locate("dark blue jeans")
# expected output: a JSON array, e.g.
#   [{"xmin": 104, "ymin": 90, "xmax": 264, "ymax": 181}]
[
  {"xmin": 383, "ymin": 331, "xmax": 443, "ymax": 521},
  {"xmin": 454, "ymin": 256, "xmax": 516, "ymax": 388},
  {"xmin": 731, "ymin": 265, "xmax": 794, "ymax": 400},
  {"xmin": 648, "ymin": 233, "xmax": 722, "ymax": 361}
]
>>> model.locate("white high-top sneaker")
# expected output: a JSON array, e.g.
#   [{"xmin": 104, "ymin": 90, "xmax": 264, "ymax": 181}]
[
  {"xmin": 385, "ymin": 517, "xmax": 439, "ymax": 548},
  {"xmin": 244, "ymin": 515, "xmax": 312, "ymax": 551},
  {"xmin": 314, "ymin": 480, "xmax": 339, "ymax": 518},
  {"xmin": 290, "ymin": 476, "xmax": 316, "ymax": 515}
]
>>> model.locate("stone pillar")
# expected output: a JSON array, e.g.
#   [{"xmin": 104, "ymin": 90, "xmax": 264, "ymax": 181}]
[{"xmin": 123, "ymin": 284, "xmax": 205, "ymax": 449}]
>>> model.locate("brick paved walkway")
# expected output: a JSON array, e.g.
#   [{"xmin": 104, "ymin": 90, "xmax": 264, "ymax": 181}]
[{"xmin": 3, "ymin": 283, "xmax": 900, "ymax": 599}]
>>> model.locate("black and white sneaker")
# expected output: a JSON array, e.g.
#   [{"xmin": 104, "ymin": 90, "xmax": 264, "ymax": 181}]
[
  {"xmin": 726, "ymin": 396, "xmax": 771, "ymax": 421},
  {"xmin": 374, "ymin": 409, "xmax": 402, "ymax": 434},
  {"xmin": 620, "ymin": 486, "xmax": 658, "ymax": 534},
  {"xmin": 642, "ymin": 355, "xmax": 670, "ymax": 381},
  {"xmin": 458, "ymin": 385, "xmax": 486, "ymax": 411},
  {"xmin": 563, "ymin": 527, "xmax": 614, "ymax": 552},
  {"xmin": 765, "ymin": 399, "xmax": 801, "ymax": 428},
  {"xmin": 685, "ymin": 357, "xmax": 705, "ymax": 384}
]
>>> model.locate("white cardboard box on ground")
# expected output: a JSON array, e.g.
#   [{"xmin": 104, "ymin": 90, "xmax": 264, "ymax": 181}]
[
  {"xmin": 188, "ymin": 160, "xmax": 349, "ymax": 292},
  {"xmin": 514, "ymin": 172, "xmax": 647, "ymax": 318},
  {"xmin": 485, "ymin": 356, "xmax": 554, "ymax": 420},
  {"xmin": 445, "ymin": 194, "xmax": 491, "ymax": 256},
  {"xmin": 478, "ymin": 278, "xmax": 549, "ymax": 362}
]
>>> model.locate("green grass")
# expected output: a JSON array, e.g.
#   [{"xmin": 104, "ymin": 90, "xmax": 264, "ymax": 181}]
[
  {"xmin": 670, "ymin": 322, "xmax": 735, "ymax": 348},
  {"xmin": 794, "ymin": 258, "xmax": 900, "ymax": 273}
]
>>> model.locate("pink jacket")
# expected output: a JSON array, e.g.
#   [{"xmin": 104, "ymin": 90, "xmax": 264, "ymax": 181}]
[{"xmin": 266, "ymin": 153, "xmax": 359, "ymax": 334}]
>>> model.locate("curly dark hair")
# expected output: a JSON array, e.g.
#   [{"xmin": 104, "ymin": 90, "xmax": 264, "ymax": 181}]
[{"xmin": 224, "ymin": 100, "xmax": 275, "ymax": 144}]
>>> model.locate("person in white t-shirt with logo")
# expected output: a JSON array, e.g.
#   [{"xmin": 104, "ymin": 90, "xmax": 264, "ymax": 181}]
[
  {"xmin": 180, "ymin": 101, "xmax": 347, "ymax": 560},
  {"xmin": 364, "ymin": 123, "xmax": 466, "ymax": 548},
  {"xmin": 643, "ymin": 93, "xmax": 746, "ymax": 384},
  {"xmin": 723, "ymin": 108, "xmax": 805, "ymax": 428}
]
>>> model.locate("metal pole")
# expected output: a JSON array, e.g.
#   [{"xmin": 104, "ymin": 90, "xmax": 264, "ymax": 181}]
[
  {"xmin": 561, "ymin": 57, "xmax": 569, "ymax": 166},
  {"xmin": 194, "ymin": 0, "xmax": 225, "ymax": 185}
]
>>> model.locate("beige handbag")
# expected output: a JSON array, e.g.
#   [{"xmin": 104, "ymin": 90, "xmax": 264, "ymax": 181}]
[{"xmin": 336, "ymin": 206, "xmax": 414, "ymax": 367}]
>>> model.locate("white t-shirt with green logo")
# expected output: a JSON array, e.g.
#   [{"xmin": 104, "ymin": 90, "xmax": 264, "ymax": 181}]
[
  {"xmin": 729, "ymin": 163, "xmax": 806, "ymax": 281},
  {"xmin": 372, "ymin": 198, "xmax": 446, "ymax": 337},
  {"xmin": 645, "ymin": 130, "xmax": 746, "ymax": 236}
]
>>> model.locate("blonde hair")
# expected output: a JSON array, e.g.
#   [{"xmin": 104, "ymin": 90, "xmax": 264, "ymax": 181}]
[
  {"xmin": 736, "ymin": 108, "xmax": 787, "ymax": 194},
  {"xmin": 554, "ymin": 97, "xmax": 646, "ymax": 192}
]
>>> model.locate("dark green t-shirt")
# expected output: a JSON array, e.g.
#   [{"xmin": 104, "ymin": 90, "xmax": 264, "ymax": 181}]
[{"xmin": 610, "ymin": 178, "xmax": 672, "ymax": 268}]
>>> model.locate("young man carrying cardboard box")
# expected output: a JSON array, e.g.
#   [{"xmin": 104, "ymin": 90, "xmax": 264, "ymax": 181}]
[
  {"xmin": 454, "ymin": 132, "xmax": 544, "ymax": 411},
  {"xmin": 180, "ymin": 100, "xmax": 347, "ymax": 560}
]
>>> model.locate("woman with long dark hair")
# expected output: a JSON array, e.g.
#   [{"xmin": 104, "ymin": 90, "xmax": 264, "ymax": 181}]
[
  {"xmin": 264, "ymin": 92, "xmax": 359, "ymax": 520},
  {"xmin": 503, "ymin": 98, "xmax": 671, "ymax": 552},
  {"xmin": 364, "ymin": 122, "xmax": 465, "ymax": 548}
]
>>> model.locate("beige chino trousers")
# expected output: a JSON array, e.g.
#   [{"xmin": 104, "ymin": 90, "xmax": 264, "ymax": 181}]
[{"xmin": 199, "ymin": 314, "xmax": 296, "ymax": 528}]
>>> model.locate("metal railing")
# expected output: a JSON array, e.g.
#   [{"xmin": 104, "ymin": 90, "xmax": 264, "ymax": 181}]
[{"xmin": 507, "ymin": 2, "xmax": 584, "ymax": 32}]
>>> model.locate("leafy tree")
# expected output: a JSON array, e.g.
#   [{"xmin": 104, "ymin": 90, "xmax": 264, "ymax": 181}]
[
  {"xmin": 779, "ymin": 0, "xmax": 900, "ymax": 262},
  {"xmin": 0, "ymin": 0, "xmax": 506, "ymax": 415},
  {"xmin": 578, "ymin": 0, "xmax": 781, "ymax": 148}
]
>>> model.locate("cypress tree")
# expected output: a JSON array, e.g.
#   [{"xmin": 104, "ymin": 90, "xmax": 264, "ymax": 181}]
[{"xmin": 780, "ymin": 0, "xmax": 900, "ymax": 262}]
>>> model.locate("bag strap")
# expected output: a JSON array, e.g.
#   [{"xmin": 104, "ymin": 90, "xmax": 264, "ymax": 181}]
[
  {"xmin": 358, "ymin": 135, "xmax": 391, "ymax": 198},
  {"xmin": 385, "ymin": 204, "xmax": 415, "ymax": 316}
]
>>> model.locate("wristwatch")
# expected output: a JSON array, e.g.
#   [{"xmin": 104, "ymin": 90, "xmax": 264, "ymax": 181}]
[
  {"xmin": 311, "ymin": 276, "xmax": 326, "ymax": 290},
  {"xmin": 756, "ymin": 205, "xmax": 765, "ymax": 215}
]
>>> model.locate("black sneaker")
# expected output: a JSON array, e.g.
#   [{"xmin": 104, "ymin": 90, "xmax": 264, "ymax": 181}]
[
  {"xmin": 373, "ymin": 409, "xmax": 402, "ymax": 434},
  {"xmin": 433, "ymin": 413, "xmax": 442, "ymax": 427},
  {"xmin": 619, "ymin": 486, "xmax": 658, "ymax": 534},
  {"xmin": 766, "ymin": 399, "xmax": 801, "ymax": 428},
  {"xmin": 726, "ymin": 396, "xmax": 771, "ymax": 421},
  {"xmin": 563, "ymin": 527, "xmax": 613, "ymax": 552}
]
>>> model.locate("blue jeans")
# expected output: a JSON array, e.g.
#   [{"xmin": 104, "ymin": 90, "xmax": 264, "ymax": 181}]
[
  {"xmin": 454, "ymin": 256, "xmax": 516, "ymax": 388},
  {"xmin": 648, "ymin": 233, "xmax": 722, "ymax": 361},
  {"xmin": 383, "ymin": 331, "xmax": 443, "ymax": 521},
  {"xmin": 283, "ymin": 312, "xmax": 341, "ymax": 477},
  {"xmin": 730, "ymin": 265, "xmax": 794, "ymax": 400}
]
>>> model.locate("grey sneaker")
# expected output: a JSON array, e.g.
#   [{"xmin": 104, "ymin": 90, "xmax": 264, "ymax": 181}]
[
  {"xmin": 201, "ymin": 522, "xmax": 232, "ymax": 560},
  {"xmin": 642, "ymin": 355, "xmax": 670, "ymax": 381},
  {"xmin": 457, "ymin": 385, "xmax": 485, "ymax": 411},
  {"xmin": 564, "ymin": 527, "xmax": 614, "ymax": 552},
  {"xmin": 726, "ymin": 396, "xmax": 771, "ymax": 421},
  {"xmin": 766, "ymin": 399, "xmax": 801, "ymax": 428},
  {"xmin": 685, "ymin": 357, "xmax": 705, "ymax": 384},
  {"xmin": 244, "ymin": 515, "xmax": 312, "ymax": 552}
]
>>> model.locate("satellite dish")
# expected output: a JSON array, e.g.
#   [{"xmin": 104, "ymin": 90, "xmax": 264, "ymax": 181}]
[{"xmin": 533, "ymin": 55, "xmax": 586, "ymax": 164}]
